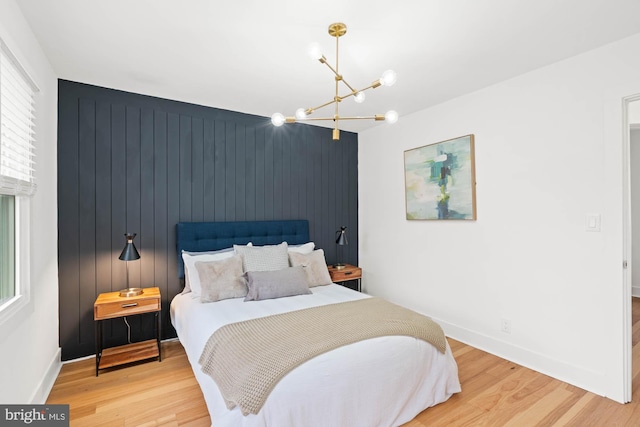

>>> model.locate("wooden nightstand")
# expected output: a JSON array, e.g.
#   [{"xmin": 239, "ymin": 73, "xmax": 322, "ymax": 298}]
[
  {"xmin": 94, "ymin": 287, "xmax": 162, "ymax": 376},
  {"xmin": 328, "ymin": 264, "xmax": 362, "ymax": 292}
]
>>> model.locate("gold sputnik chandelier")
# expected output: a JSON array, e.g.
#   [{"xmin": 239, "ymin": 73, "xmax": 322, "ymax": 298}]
[{"xmin": 271, "ymin": 22, "xmax": 398, "ymax": 140}]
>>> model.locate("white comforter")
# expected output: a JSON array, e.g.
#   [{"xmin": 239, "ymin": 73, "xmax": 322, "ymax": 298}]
[{"xmin": 170, "ymin": 284, "xmax": 460, "ymax": 427}]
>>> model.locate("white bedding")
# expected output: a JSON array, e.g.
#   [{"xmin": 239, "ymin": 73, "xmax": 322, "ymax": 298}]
[{"xmin": 170, "ymin": 284, "xmax": 461, "ymax": 427}]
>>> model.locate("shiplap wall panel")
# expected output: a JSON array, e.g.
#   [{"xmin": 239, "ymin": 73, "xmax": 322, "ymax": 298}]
[
  {"xmin": 57, "ymin": 88, "xmax": 82, "ymax": 356},
  {"xmin": 78, "ymin": 98, "xmax": 96, "ymax": 346},
  {"xmin": 58, "ymin": 80, "xmax": 359, "ymax": 360},
  {"xmin": 153, "ymin": 111, "xmax": 169, "ymax": 295},
  {"xmin": 191, "ymin": 117, "xmax": 205, "ymax": 223}
]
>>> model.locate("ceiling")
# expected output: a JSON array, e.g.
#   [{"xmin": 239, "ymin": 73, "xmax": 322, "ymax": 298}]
[{"xmin": 17, "ymin": 0, "xmax": 640, "ymax": 133}]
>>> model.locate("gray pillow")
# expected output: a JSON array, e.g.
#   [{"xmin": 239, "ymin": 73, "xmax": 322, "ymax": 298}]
[
  {"xmin": 234, "ymin": 242, "xmax": 289, "ymax": 272},
  {"xmin": 195, "ymin": 254, "xmax": 247, "ymax": 302},
  {"xmin": 244, "ymin": 266, "xmax": 311, "ymax": 301},
  {"xmin": 288, "ymin": 249, "xmax": 333, "ymax": 287}
]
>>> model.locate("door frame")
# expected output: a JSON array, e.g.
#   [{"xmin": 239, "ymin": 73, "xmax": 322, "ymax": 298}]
[{"xmin": 622, "ymin": 94, "xmax": 640, "ymax": 403}]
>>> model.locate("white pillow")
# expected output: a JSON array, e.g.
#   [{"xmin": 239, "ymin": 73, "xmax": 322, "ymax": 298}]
[
  {"xmin": 182, "ymin": 242, "xmax": 252, "ymax": 256},
  {"xmin": 182, "ymin": 243, "xmax": 252, "ymax": 295},
  {"xmin": 287, "ymin": 242, "xmax": 315, "ymax": 255}
]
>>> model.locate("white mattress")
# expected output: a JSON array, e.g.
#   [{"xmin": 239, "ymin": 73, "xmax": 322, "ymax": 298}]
[{"xmin": 170, "ymin": 284, "xmax": 460, "ymax": 427}]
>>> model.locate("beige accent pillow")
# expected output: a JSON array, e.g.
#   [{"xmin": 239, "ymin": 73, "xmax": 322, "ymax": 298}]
[
  {"xmin": 195, "ymin": 254, "xmax": 247, "ymax": 302},
  {"xmin": 288, "ymin": 249, "xmax": 333, "ymax": 287},
  {"xmin": 182, "ymin": 249, "xmax": 236, "ymax": 295}
]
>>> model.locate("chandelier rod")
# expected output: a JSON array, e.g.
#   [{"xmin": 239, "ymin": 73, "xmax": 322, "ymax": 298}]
[
  {"xmin": 289, "ymin": 115, "xmax": 387, "ymax": 122},
  {"xmin": 334, "ymin": 31, "xmax": 340, "ymax": 137},
  {"xmin": 319, "ymin": 57, "xmax": 357, "ymax": 94},
  {"xmin": 304, "ymin": 80, "xmax": 387, "ymax": 115}
]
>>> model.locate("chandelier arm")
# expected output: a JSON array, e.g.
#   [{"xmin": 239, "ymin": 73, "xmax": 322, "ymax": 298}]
[
  {"xmin": 293, "ymin": 117, "xmax": 338, "ymax": 122},
  {"xmin": 307, "ymin": 98, "xmax": 339, "ymax": 113},
  {"xmin": 339, "ymin": 78, "xmax": 357, "ymax": 93},
  {"xmin": 318, "ymin": 60, "xmax": 358, "ymax": 94},
  {"xmin": 339, "ymin": 83, "xmax": 377, "ymax": 101},
  {"xmin": 305, "ymin": 83, "xmax": 375, "ymax": 113},
  {"xmin": 356, "ymin": 81, "xmax": 383, "ymax": 92},
  {"xmin": 320, "ymin": 60, "xmax": 340, "ymax": 78},
  {"xmin": 293, "ymin": 115, "xmax": 383, "ymax": 122},
  {"xmin": 339, "ymin": 92, "xmax": 355, "ymax": 101},
  {"xmin": 336, "ymin": 115, "xmax": 384, "ymax": 121}
]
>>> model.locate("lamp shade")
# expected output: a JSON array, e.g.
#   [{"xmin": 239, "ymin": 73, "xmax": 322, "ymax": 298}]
[
  {"xmin": 335, "ymin": 226, "xmax": 348, "ymax": 245},
  {"xmin": 118, "ymin": 233, "xmax": 140, "ymax": 261}
]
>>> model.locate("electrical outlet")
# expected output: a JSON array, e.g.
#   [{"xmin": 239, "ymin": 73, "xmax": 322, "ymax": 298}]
[{"xmin": 501, "ymin": 318, "xmax": 511, "ymax": 334}]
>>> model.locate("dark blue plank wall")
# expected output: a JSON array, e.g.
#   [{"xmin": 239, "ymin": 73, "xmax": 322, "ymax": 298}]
[{"xmin": 57, "ymin": 80, "xmax": 359, "ymax": 360}]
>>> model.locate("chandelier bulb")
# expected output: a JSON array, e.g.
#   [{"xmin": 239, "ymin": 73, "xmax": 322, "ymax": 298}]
[
  {"xmin": 307, "ymin": 42, "xmax": 323, "ymax": 61},
  {"xmin": 384, "ymin": 110, "xmax": 399, "ymax": 124},
  {"xmin": 380, "ymin": 70, "xmax": 397, "ymax": 87},
  {"xmin": 354, "ymin": 92, "xmax": 366, "ymax": 103},
  {"xmin": 271, "ymin": 113, "xmax": 285, "ymax": 127},
  {"xmin": 295, "ymin": 108, "xmax": 307, "ymax": 120}
]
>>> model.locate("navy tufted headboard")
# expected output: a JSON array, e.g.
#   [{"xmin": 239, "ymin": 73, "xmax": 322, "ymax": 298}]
[{"xmin": 175, "ymin": 220, "xmax": 310, "ymax": 279}]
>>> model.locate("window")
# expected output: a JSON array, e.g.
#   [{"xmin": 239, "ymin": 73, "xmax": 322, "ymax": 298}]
[
  {"xmin": 0, "ymin": 38, "xmax": 38, "ymax": 322},
  {"xmin": 0, "ymin": 195, "xmax": 14, "ymax": 306}
]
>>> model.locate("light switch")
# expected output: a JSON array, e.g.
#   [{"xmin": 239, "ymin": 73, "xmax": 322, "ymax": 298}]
[{"xmin": 585, "ymin": 213, "xmax": 601, "ymax": 232}]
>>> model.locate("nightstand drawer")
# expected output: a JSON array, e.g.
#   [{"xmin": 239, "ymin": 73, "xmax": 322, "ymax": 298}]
[
  {"xmin": 94, "ymin": 287, "xmax": 161, "ymax": 321},
  {"xmin": 330, "ymin": 267, "xmax": 362, "ymax": 282},
  {"xmin": 95, "ymin": 297, "xmax": 160, "ymax": 320},
  {"xmin": 327, "ymin": 264, "xmax": 362, "ymax": 292}
]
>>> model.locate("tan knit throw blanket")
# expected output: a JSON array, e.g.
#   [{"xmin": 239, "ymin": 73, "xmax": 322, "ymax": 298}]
[{"xmin": 198, "ymin": 297, "xmax": 447, "ymax": 416}]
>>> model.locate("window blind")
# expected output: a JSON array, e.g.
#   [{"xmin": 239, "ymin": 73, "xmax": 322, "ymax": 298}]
[{"xmin": 0, "ymin": 39, "xmax": 38, "ymax": 196}]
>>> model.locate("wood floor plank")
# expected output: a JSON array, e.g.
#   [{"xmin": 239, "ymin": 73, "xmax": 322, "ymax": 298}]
[
  {"xmin": 502, "ymin": 386, "xmax": 573, "ymax": 426},
  {"xmin": 551, "ymin": 393, "xmax": 597, "ymax": 426},
  {"xmin": 47, "ymin": 300, "xmax": 640, "ymax": 426}
]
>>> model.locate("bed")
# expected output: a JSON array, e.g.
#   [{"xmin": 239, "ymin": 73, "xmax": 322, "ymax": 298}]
[{"xmin": 170, "ymin": 220, "xmax": 460, "ymax": 427}]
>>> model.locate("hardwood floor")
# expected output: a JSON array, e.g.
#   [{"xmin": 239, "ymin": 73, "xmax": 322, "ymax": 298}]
[
  {"xmin": 47, "ymin": 298, "xmax": 640, "ymax": 426},
  {"xmin": 47, "ymin": 342, "xmax": 211, "ymax": 426}
]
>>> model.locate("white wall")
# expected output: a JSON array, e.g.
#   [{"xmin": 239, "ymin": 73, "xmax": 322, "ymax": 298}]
[
  {"xmin": 0, "ymin": 0, "xmax": 60, "ymax": 404},
  {"xmin": 359, "ymin": 32, "xmax": 640, "ymax": 402}
]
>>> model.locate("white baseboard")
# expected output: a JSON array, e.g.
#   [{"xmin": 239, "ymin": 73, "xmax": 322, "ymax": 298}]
[
  {"xmin": 30, "ymin": 347, "xmax": 62, "ymax": 404},
  {"xmin": 632, "ymin": 286, "xmax": 640, "ymax": 298},
  {"xmin": 435, "ymin": 318, "xmax": 612, "ymax": 401}
]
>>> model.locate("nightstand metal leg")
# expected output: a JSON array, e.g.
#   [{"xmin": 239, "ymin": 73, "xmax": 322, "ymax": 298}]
[
  {"xmin": 95, "ymin": 320, "xmax": 102, "ymax": 376},
  {"xmin": 156, "ymin": 311, "xmax": 162, "ymax": 362}
]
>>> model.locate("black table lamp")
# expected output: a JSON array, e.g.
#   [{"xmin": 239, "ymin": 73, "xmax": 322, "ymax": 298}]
[
  {"xmin": 118, "ymin": 233, "xmax": 142, "ymax": 297},
  {"xmin": 335, "ymin": 226, "xmax": 348, "ymax": 270}
]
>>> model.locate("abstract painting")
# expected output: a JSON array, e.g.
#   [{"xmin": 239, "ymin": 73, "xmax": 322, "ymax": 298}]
[{"xmin": 404, "ymin": 134, "xmax": 476, "ymax": 220}]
